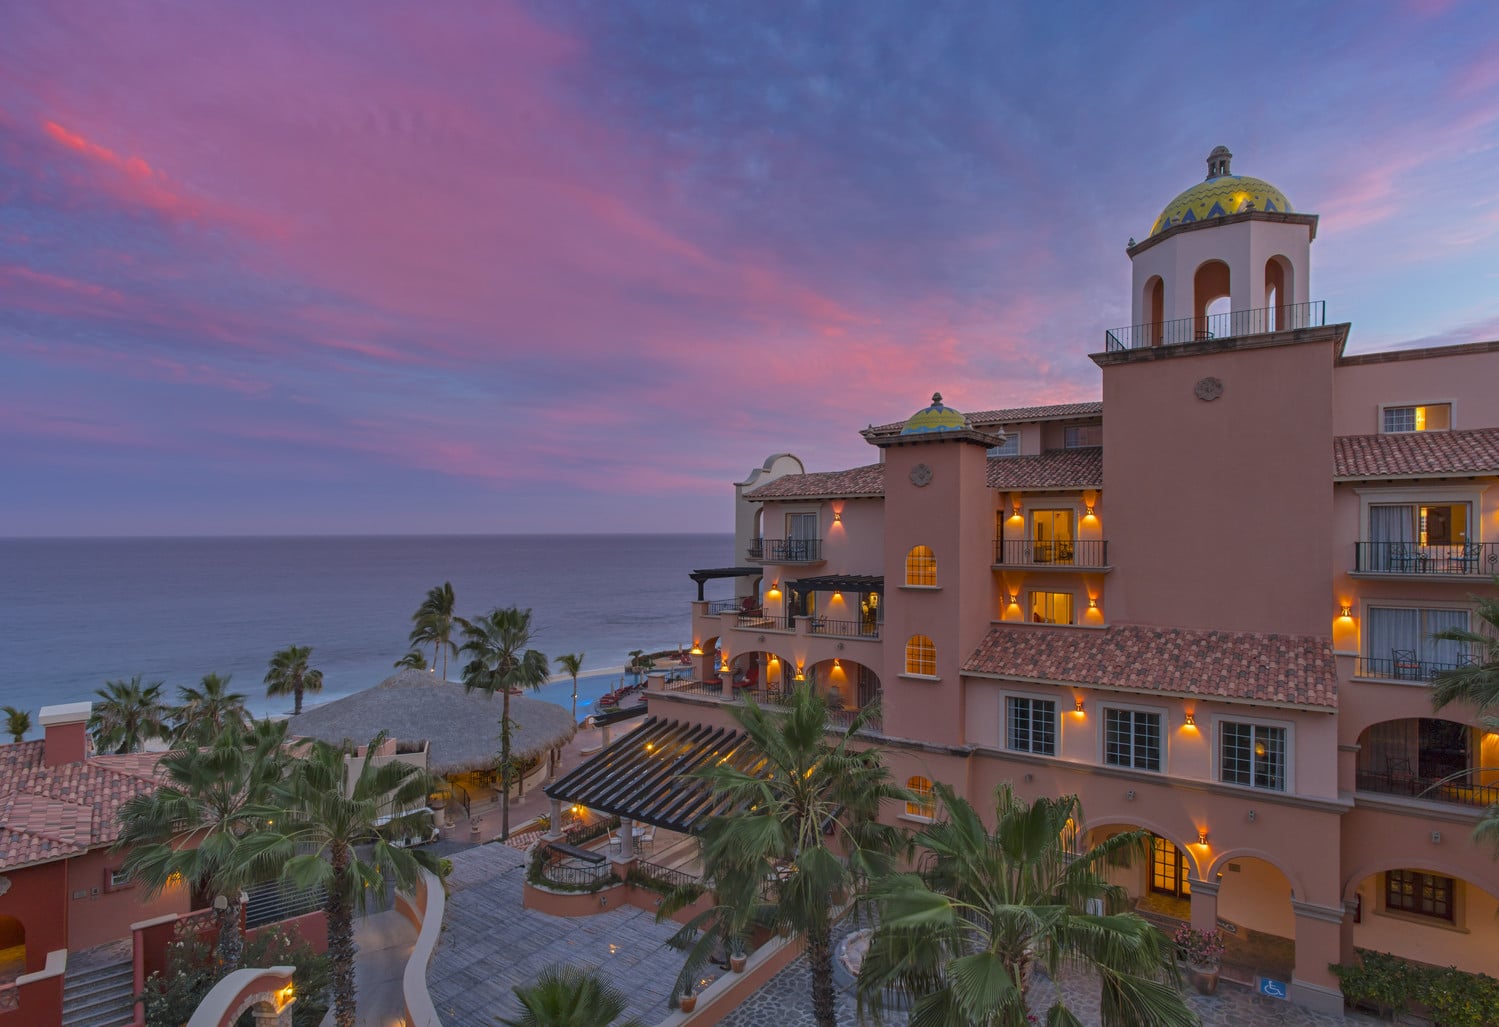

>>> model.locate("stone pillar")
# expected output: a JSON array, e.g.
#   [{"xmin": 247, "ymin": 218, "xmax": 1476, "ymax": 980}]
[
  {"xmin": 1289, "ymin": 898, "xmax": 1347, "ymax": 1016},
  {"xmin": 1187, "ymin": 878, "xmax": 1218, "ymax": 932},
  {"xmin": 543, "ymin": 797, "xmax": 563, "ymax": 841},
  {"xmin": 620, "ymin": 817, "xmax": 635, "ymax": 860},
  {"xmin": 1340, "ymin": 897, "xmax": 1358, "ymax": 967},
  {"xmin": 601, "ymin": 721, "xmax": 614, "ymax": 748}
]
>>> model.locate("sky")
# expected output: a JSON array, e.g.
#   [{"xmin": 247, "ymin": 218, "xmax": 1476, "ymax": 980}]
[{"xmin": 2, "ymin": 1, "xmax": 1497, "ymax": 536}]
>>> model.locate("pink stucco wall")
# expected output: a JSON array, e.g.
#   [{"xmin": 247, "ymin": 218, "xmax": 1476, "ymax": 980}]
[{"xmin": 1331, "ymin": 343, "xmax": 1499, "ymax": 437}]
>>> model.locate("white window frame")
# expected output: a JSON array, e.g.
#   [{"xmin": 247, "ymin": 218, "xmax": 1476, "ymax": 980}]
[
  {"xmin": 1004, "ymin": 692, "xmax": 1060, "ymax": 757},
  {"xmin": 903, "ymin": 775, "xmax": 937, "ymax": 822},
  {"xmin": 1214, "ymin": 715, "xmax": 1293, "ymax": 793},
  {"xmin": 1064, "ymin": 424, "xmax": 1103, "ymax": 448},
  {"xmin": 987, "ymin": 428, "xmax": 1020, "ymax": 458},
  {"xmin": 1101, "ymin": 702, "xmax": 1167, "ymax": 773},
  {"xmin": 1377, "ymin": 400, "xmax": 1455, "ymax": 434}
]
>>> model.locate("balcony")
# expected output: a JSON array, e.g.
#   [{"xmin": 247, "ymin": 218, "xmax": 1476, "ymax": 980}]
[
  {"xmin": 993, "ymin": 538, "xmax": 1110, "ymax": 569},
  {"xmin": 806, "ymin": 617, "xmax": 881, "ymax": 640},
  {"xmin": 1104, "ymin": 300, "xmax": 1325, "ymax": 351},
  {"xmin": 1353, "ymin": 655, "xmax": 1475, "ymax": 683},
  {"xmin": 1355, "ymin": 767, "xmax": 1499, "ymax": 811},
  {"xmin": 660, "ymin": 678, "xmax": 882, "ymax": 734},
  {"xmin": 1353, "ymin": 541, "xmax": 1499, "ymax": 578},
  {"xmin": 747, "ymin": 537, "xmax": 822, "ymax": 564}
]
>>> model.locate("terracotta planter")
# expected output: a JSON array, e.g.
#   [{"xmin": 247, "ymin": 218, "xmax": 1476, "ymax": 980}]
[
  {"xmin": 678, "ymin": 993, "xmax": 697, "ymax": 1013},
  {"xmin": 1188, "ymin": 964, "xmax": 1220, "ymax": 995},
  {"xmin": 729, "ymin": 953, "xmax": 747, "ymax": 973}
]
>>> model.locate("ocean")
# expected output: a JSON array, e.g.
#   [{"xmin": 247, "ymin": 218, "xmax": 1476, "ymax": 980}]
[{"xmin": 0, "ymin": 534, "xmax": 736, "ymax": 735}]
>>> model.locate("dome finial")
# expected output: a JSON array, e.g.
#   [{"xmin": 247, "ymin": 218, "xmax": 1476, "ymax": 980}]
[
  {"xmin": 1206, "ymin": 145, "xmax": 1233, "ymax": 179},
  {"xmin": 931, "ymin": 391, "xmax": 943, "ymax": 405}
]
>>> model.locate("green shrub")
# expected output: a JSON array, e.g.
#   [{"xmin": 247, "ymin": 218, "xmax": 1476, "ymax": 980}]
[
  {"xmin": 1331, "ymin": 949, "xmax": 1499, "ymax": 1025},
  {"xmin": 140, "ymin": 921, "xmax": 329, "ymax": 1027}
]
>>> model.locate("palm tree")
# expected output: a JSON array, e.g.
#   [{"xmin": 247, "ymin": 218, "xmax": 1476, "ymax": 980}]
[
  {"xmin": 498, "ymin": 964, "xmax": 647, "ymax": 1027},
  {"xmin": 90, "ymin": 674, "xmax": 170, "ymax": 754},
  {"xmin": 410, "ymin": 582, "xmax": 463, "ymax": 679},
  {"xmin": 2, "ymin": 706, "xmax": 30, "ymax": 744},
  {"xmin": 688, "ymin": 684, "xmax": 906, "ymax": 1027},
  {"xmin": 264, "ymin": 645, "xmax": 323, "ymax": 716},
  {"xmin": 857, "ymin": 783, "xmax": 1194, "ymax": 1027},
  {"xmin": 555, "ymin": 652, "xmax": 585, "ymax": 724},
  {"xmin": 114, "ymin": 720, "xmax": 291, "ymax": 968},
  {"xmin": 460, "ymin": 607, "xmax": 550, "ymax": 840},
  {"xmin": 173, "ymin": 672, "xmax": 250, "ymax": 746},
  {"xmin": 394, "ymin": 649, "xmax": 428, "ymax": 671},
  {"xmin": 1431, "ymin": 579, "xmax": 1499, "ymax": 851},
  {"xmin": 245, "ymin": 731, "xmax": 441, "ymax": 1027},
  {"xmin": 1430, "ymin": 581, "xmax": 1499, "ymax": 715}
]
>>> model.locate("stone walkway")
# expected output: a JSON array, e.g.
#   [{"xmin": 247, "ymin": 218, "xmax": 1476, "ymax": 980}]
[
  {"xmin": 720, "ymin": 943, "xmax": 1384, "ymax": 1027},
  {"xmin": 428, "ymin": 841, "xmax": 687, "ymax": 1025}
]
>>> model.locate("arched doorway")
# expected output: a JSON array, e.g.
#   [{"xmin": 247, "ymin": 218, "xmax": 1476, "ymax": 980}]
[
  {"xmin": 1194, "ymin": 259, "xmax": 1231, "ymax": 338},
  {"xmin": 1355, "ymin": 718, "xmax": 1498, "ymax": 807},
  {"xmin": 806, "ymin": 658, "xmax": 882, "ymax": 729},
  {"xmin": 1212, "ymin": 855, "xmax": 1296, "ymax": 984},
  {"xmin": 1083, "ymin": 823, "xmax": 1199, "ymax": 917}
]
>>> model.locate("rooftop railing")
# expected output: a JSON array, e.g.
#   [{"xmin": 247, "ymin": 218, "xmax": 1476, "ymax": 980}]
[{"xmin": 1104, "ymin": 300, "xmax": 1324, "ymax": 351}]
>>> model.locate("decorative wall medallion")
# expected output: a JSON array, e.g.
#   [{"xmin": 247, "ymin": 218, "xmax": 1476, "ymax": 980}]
[
  {"xmin": 909, "ymin": 463, "xmax": 933, "ymax": 487},
  {"xmin": 1194, "ymin": 376, "xmax": 1224, "ymax": 402}
]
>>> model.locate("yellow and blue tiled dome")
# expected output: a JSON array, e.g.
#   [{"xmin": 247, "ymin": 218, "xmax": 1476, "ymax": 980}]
[
  {"xmin": 1149, "ymin": 146, "xmax": 1292, "ymax": 237},
  {"xmin": 900, "ymin": 392, "xmax": 968, "ymax": 434}
]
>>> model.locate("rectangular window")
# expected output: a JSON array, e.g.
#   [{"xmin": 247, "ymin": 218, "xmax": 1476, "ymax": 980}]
[
  {"xmin": 1031, "ymin": 509, "xmax": 1075, "ymax": 564},
  {"xmin": 1064, "ymin": 424, "xmax": 1103, "ymax": 448},
  {"xmin": 1006, "ymin": 696, "xmax": 1057, "ymax": 755},
  {"xmin": 1385, "ymin": 869, "xmax": 1454, "ymax": 921},
  {"xmin": 1366, "ymin": 607, "xmax": 1470, "ymax": 678},
  {"xmin": 1382, "ymin": 403, "xmax": 1451, "ymax": 433},
  {"xmin": 987, "ymin": 429, "xmax": 1020, "ymax": 458},
  {"xmin": 1105, "ymin": 708, "xmax": 1162, "ymax": 771},
  {"xmin": 1030, "ymin": 591, "xmax": 1074, "ymax": 625},
  {"xmin": 1220, "ymin": 722, "xmax": 1286, "ymax": 791},
  {"xmin": 109, "ymin": 868, "xmax": 131, "ymax": 888}
]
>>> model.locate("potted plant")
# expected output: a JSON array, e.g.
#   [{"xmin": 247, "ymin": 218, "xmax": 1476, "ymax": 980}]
[
  {"xmin": 728, "ymin": 938, "xmax": 747, "ymax": 974},
  {"xmin": 677, "ymin": 987, "xmax": 696, "ymax": 1013},
  {"xmin": 1174, "ymin": 923, "xmax": 1226, "ymax": 995}
]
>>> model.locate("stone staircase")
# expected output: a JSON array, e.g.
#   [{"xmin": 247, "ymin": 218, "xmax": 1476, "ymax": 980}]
[{"xmin": 61, "ymin": 957, "xmax": 135, "ymax": 1027}]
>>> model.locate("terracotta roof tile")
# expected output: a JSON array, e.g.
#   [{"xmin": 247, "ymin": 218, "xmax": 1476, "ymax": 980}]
[
  {"xmin": 0, "ymin": 740, "xmax": 166, "ymax": 872},
  {"xmin": 1334, "ymin": 427, "xmax": 1499, "ymax": 479},
  {"xmin": 744, "ymin": 463, "xmax": 885, "ymax": 500},
  {"xmin": 987, "ymin": 448, "xmax": 1102, "ymax": 489},
  {"xmin": 869, "ymin": 401, "xmax": 1102, "ymax": 435},
  {"xmin": 963, "ymin": 624, "xmax": 1337, "ymax": 710}
]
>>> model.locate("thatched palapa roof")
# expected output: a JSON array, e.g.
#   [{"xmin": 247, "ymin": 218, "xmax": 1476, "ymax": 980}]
[{"xmin": 286, "ymin": 669, "xmax": 577, "ymax": 776}]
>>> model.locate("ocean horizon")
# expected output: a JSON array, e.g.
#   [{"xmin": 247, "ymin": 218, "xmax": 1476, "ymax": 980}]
[{"xmin": 0, "ymin": 533, "xmax": 736, "ymax": 734}]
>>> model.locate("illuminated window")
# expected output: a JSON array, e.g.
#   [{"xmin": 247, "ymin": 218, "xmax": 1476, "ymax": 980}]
[
  {"xmin": 1385, "ymin": 869, "xmax": 1454, "ymax": 922},
  {"xmin": 904, "ymin": 545, "xmax": 937, "ymax": 587},
  {"xmin": 905, "ymin": 635, "xmax": 936, "ymax": 676},
  {"xmin": 1149, "ymin": 836, "xmax": 1192, "ymax": 897},
  {"xmin": 1382, "ymin": 404, "xmax": 1451, "ymax": 434},
  {"xmin": 1031, "ymin": 510, "xmax": 1075, "ymax": 564},
  {"xmin": 1030, "ymin": 592, "xmax": 1074, "ymax": 625},
  {"xmin": 906, "ymin": 775, "xmax": 935, "ymax": 819},
  {"xmin": 1219, "ymin": 722, "xmax": 1286, "ymax": 791}
]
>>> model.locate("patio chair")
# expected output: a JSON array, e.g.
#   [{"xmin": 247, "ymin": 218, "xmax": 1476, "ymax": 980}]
[
  {"xmin": 639, "ymin": 827, "xmax": 655, "ymax": 851},
  {"xmin": 607, "ymin": 831, "xmax": 622, "ymax": 854},
  {"xmin": 1391, "ymin": 649, "xmax": 1421, "ymax": 680}
]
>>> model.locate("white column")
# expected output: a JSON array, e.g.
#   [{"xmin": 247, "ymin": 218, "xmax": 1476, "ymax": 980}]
[
  {"xmin": 620, "ymin": 817, "xmax": 635, "ymax": 860},
  {"xmin": 544, "ymin": 797, "xmax": 563, "ymax": 840}
]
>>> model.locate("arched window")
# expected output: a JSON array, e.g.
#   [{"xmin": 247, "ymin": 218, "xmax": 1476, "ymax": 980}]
[
  {"xmin": 906, "ymin": 775, "xmax": 935, "ymax": 819},
  {"xmin": 905, "ymin": 635, "xmax": 936, "ymax": 676},
  {"xmin": 905, "ymin": 545, "xmax": 937, "ymax": 586}
]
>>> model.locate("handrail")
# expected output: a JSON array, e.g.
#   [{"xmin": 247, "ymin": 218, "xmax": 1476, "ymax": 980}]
[
  {"xmin": 747, "ymin": 538, "xmax": 822, "ymax": 563},
  {"xmin": 1353, "ymin": 655, "xmax": 1475, "ymax": 682},
  {"xmin": 1105, "ymin": 300, "xmax": 1324, "ymax": 351},
  {"xmin": 1354, "ymin": 541, "xmax": 1499, "ymax": 577},
  {"xmin": 1356, "ymin": 767, "xmax": 1499, "ymax": 809},
  {"xmin": 806, "ymin": 617, "xmax": 880, "ymax": 639},
  {"xmin": 993, "ymin": 538, "xmax": 1109, "ymax": 567}
]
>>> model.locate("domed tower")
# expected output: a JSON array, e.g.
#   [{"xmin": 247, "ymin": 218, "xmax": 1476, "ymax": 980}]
[{"xmin": 1123, "ymin": 146, "xmax": 1319, "ymax": 346}]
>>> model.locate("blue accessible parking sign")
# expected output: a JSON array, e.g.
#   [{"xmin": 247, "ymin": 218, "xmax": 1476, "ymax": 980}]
[{"xmin": 1258, "ymin": 977, "xmax": 1288, "ymax": 1000}]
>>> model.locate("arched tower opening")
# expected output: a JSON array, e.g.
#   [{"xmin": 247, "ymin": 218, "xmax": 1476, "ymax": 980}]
[
  {"xmin": 1193, "ymin": 259, "xmax": 1231, "ymax": 338},
  {"xmin": 1143, "ymin": 275, "xmax": 1164, "ymax": 345},
  {"xmin": 1265, "ymin": 255, "xmax": 1294, "ymax": 329}
]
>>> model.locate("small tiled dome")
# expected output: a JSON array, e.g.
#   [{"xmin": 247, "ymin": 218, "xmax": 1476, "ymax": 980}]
[
  {"xmin": 1150, "ymin": 146, "xmax": 1292, "ymax": 238},
  {"xmin": 900, "ymin": 392, "xmax": 968, "ymax": 435}
]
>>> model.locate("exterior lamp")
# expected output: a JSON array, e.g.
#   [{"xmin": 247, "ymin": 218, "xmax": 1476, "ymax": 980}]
[
  {"xmin": 833, "ymin": 511, "xmax": 842, "ymax": 523},
  {"xmin": 1196, "ymin": 830, "xmax": 1209, "ymax": 847},
  {"xmin": 690, "ymin": 643, "xmax": 703, "ymax": 655},
  {"xmin": 1073, "ymin": 698, "xmax": 1086, "ymax": 715},
  {"xmin": 1338, "ymin": 604, "xmax": 1353, "ymax": 619},
  {"xmin": 1184, "ymin": 713, "xmax": 1196, "ymax": 727},
  {"xmin": 1088, "ymin": 596, "xmax": 1097, "ymax": 609}
]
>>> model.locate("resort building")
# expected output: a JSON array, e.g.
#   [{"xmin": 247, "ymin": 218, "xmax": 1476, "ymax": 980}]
[
  {"xmin": 0, "ymin": 702, "xmax": 186, "ymax": 1025},
  {"xmin": 556, "ymin": 146, "xmax": 1499, "ymax": 1016}
]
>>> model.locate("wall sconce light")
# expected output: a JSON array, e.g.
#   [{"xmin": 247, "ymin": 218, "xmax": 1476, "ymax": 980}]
[
  {"xmin": 1184, "ymin": 713, "xmax": 1196, "ymax": 727},
  {"xmin": 832, "ymin": 591, "xmax": 842, "ymax": 600},
  {"xmin": 833, "ymin": 511, "xmax": 842, "ymax": 523},
  {"xmin": 1074, "ymin": 698, "xmax": 1086, "ymax": 714},
  {"xmin": 1196, "ymin": 830, "xmax": 1209, "ymax": 847},
  {"xmin": 1338, "ymin": 604, "xmax": 1352, "ymax": 618},
  {"xmin": 1247, "ymin": 809, "xmax": 1257, "ymax": 822},
  {"xmin": 833, "ymin": 658, "xmax": 841, "ymax": 668},
  {"xmin": 1125, "ymin": 789, "xmax": 1136, "ymax": 801},
  {"xmin": 1088, "ymin": 597, "xmax": 1097, "ymax": 609},
  {"xmin": 1010, "ymin": 592, "xmax": 1020, "ymax": 606},
  {"xmin": 690, "ymin": 642, "xmax": 703, "ymax": 655},
  {"xmin": 720, "ymin": 658, "xmax": 731, "ymax": 673}
]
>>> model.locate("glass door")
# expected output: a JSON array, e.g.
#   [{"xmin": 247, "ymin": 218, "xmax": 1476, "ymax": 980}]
[
  {"xmin": 1149, "ymin": 835, "xmax": 1191, "ymax": 897},
  {"xmin": 1032, "ymin": 510, "xmax": 1075, "ymax": 564}
]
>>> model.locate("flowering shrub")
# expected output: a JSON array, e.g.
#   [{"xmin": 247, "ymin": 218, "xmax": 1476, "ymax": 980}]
[
  {"xmin": 140, "ymin": 922, "xmax": 328, "ymax": 1026},
  {"xmin": 1173, "ymin": 924, "xmax": 1226, "ymax": 967}
]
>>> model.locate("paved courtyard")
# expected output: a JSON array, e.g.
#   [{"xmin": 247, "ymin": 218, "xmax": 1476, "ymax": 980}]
[{"xmin": 428, "ymin": 841, "xmax": 686, "ymax": 1025}]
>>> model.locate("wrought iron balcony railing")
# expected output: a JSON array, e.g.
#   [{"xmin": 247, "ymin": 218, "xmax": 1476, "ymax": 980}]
[
  {"xmin": 806, "ymin": 617, "xmax": 881, "ymax": 640},
  {"xmin": 1354, "ymin": 655, "xmax": 1475, "ymax": 682},
  {"xmin": 1105, "ymin": 300, "xmax": 1325, "ymax": 351},
  {"xmin": 1354, "ymin": 541, "xmax": 1499, "ymax": 577},
  {"xmin": 993, "ymin": 538, "xmax": 1109, "ymax": 567},
  {"xmin": 747, "ymin": 537, "xmax": 822, "ymax": 564},
  {"xmin": 1356, "ymin": 766, "xmax": 1499, "ymax": 810}
]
